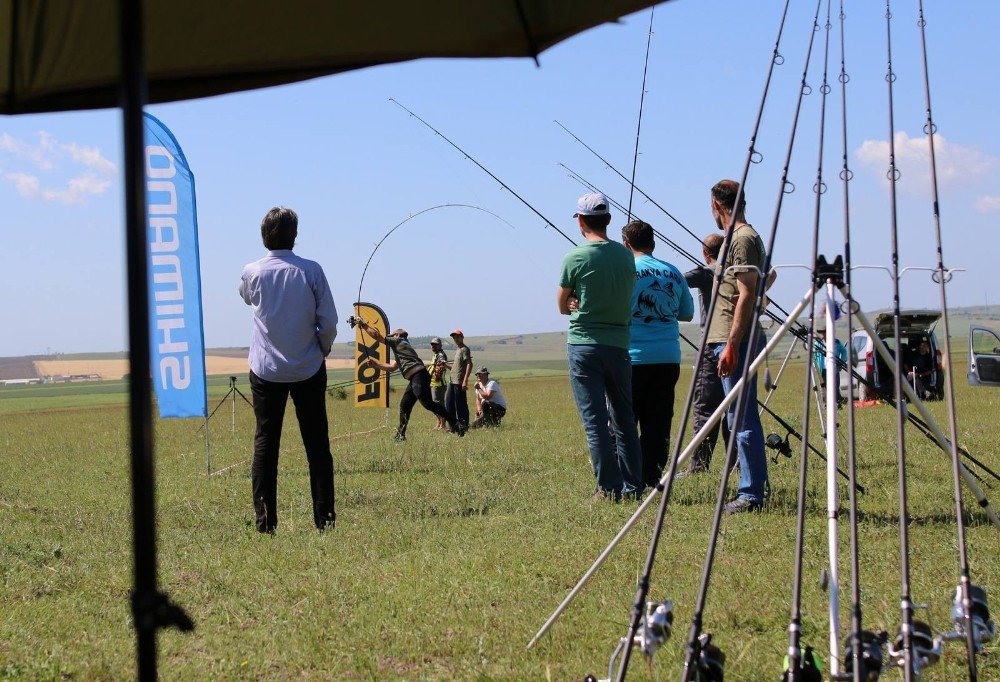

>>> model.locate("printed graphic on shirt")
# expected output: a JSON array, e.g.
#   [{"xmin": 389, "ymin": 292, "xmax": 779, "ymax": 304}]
[{"xmin": 634, "ymin": 279, "xmax": 677, "ymax": 323}]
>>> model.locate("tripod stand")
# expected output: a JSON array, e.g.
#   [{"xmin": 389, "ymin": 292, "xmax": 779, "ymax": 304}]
[{"xmin": 198, "ymin": 376, "xmax": 253, "ymax": 475}]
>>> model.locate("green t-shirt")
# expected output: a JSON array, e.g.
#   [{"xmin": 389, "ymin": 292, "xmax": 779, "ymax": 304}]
[
  {"xmin": 707, "ymin": 223, "xmax": 766, "ymax": 345},
  {"xmin": 559, "ymin": 240, "xmax": 635, "ymax": 349},
  {"xmin": 386, "ymin": 336, "xmax": 424, "ymax": 377},
  {"xmin": 450, "ymin": 345, "xmax": 472, "ymax": 385}
]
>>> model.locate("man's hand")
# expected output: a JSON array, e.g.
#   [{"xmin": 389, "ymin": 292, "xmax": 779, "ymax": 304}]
[
  {"xmin": 567, "ymin": 296, "xmax": 580, "ymax": 313},
  {"xmin": 461, "ymin": 380, "xmax": 468, "ymax": 391},
  {"xmin": 364, "ymin": 357, "xmax": 376, "ymax": 368},
  {"xmin": 718, "ymin": 343, "xmax": 740, "ymax": 378}
]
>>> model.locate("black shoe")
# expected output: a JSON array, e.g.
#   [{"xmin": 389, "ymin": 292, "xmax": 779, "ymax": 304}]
[
  {"xmin": 453, "ymin": 421, "xmax": 468, "ymax": 437},
  {"xmin": 393, "ymin": 430, "xmax": 406, "ymax": 442},
  {"xmin": 724, "ymin": 497, "xmax": 763, "ymax": 514}
]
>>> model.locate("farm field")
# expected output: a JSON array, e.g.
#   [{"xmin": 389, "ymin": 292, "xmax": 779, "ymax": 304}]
[{"xmin": 1, "ymin": 363, "xmax": 998, "ymax": 680}]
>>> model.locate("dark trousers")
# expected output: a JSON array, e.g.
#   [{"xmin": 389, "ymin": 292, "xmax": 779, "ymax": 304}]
[
  {"xmin": 691, "ymin": 353, "xmax": 730, "ymax": 470},
  {"xmin": 445, "ymin": 383, "xmax": 469, "ymax": 428},
  {"xmin": 249, "ymin": 366, "xmax": 335, "ymax": 533},
  {"xmin": 399, "ymin": 368, "xmax": 454, "ymax": 436},
  {"xmin": 632, "ymin": 363, "xmax": 681, "ymax": 488},
  {"xmin": 470, "ymin": 401, "xmax": 506, "ymax": 429}
]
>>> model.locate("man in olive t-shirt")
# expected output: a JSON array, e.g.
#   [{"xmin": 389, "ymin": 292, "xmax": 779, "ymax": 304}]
[
  {"xmin": 558, "ymin": 192, "xmax": 643, "ymax": 500},
  {"xmin": 706, "ymin": 179, "xmax": 768, "ymax": 513},
  {"xmin": 445, "ymin": 329, "xmax": 473, "ymax": 431}
]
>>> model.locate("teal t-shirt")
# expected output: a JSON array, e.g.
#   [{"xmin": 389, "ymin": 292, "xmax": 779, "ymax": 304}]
[
  {"xmin": 629, "ymin": 254, "xmax": 694, "ymax": 364},
  {"xmin": 559, "ymin": 240, "xmax": 635, "ymax": 349}
]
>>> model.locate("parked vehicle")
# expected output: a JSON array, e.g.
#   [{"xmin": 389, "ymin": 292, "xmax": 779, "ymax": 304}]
[
  {"xmin": 840, "ymin": 309, "xmax": 944, "ymax": 401},
  {"xmin": 968, "ymin": 324, "xmax": 1000, "ymax": 386}
]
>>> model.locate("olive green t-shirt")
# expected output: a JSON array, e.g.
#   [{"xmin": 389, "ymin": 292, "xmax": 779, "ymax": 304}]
[
  {"xmin": 386, "ymin": 336, "xmax": 424, "ymax": 377},
  {"xmin": 559, "ymin": 240, "xmax": 635, "ymax": 349},
  {"xmin": 450, "ymin": 345, "xmax": 472, "ymax": 385},
  {"xmin": 707, "ymin": 223, "xmax": 766, "ymax": 344}
]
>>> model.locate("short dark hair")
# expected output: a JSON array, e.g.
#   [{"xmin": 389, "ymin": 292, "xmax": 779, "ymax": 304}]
[
  {"xmin": 703, "ymin": 233, "xmax": 723, "ymax": 259},
  {"xmin": 711, "ymin": 179, "xmax": 746, "ymax": 215},
  {"xmin": 621, "ymin": 220, "xmax": 655, "ymax": 251},
  {"xmin": 260, "ymin": 207, "xmax": 298, "ymax": 250},
  {"xmin": 580, "ymin": 212, "xmax": 612, "ymax": 232}
]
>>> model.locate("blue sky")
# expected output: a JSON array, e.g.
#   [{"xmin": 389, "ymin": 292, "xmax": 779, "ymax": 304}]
[{"xmin": 2, "ymin": 0, "xmax": 998, "ymax": 356}]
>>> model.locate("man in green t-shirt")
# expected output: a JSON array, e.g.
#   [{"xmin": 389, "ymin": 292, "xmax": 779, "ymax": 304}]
[
  {"xmin": 445, "ymin": 329, "xmax": 473, "ymax": 431},
  {"xmin": 358, "ymin": 322, "xmax": 464, "ymax": 441},
  {"xmin": 706, "ymin": 179, "xmax": 768, "ymax": 513},
  {"xmin": 558, "ymin": 192, "xmax": 643, "ymax": 500}
]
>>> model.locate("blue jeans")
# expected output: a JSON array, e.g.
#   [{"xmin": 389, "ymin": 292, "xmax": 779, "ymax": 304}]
[
  {"xmin": 710, "ymin": 338, "xmax": 768, "ymax": 503},
  {"xmin": 567, "ymin": 344, "xmax": 643, "ymax": 496}
]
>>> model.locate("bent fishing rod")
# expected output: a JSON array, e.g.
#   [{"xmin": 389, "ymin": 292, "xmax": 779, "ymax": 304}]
[{"xmin": 389, "ymin": 99, "xmax": 577, "ymax": 247}]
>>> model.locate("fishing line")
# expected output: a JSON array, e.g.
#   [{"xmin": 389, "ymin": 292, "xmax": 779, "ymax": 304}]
[
  {"xmin": 612, "ymin": 0, "xmax": 799, "ymax": 678},
  {"xmin": 916, "ymin": 2, "xmax": 983, "ymax": 677}
]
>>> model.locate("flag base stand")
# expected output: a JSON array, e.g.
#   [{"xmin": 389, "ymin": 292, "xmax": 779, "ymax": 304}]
[{"xmin": 198, "ymin": 376, "xmax": 253, "ymax": 475}]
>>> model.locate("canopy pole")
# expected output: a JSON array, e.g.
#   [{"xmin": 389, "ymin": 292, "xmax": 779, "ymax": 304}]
[{"xmin": 119, "ymin": 1, "xmax": 193, "ymax": 678}]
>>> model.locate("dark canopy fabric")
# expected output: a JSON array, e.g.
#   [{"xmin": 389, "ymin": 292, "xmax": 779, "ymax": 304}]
[{"xmin": 1, "ymin": 0, "xmax": 666, "ymax": 114}]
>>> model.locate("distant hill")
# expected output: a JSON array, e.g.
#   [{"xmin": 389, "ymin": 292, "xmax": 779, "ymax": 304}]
[{"xmin": 4, "ymin": 304, "xmax": 998, "ymax": 381}]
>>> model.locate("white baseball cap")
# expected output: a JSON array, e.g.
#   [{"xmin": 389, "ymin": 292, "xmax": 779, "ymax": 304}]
[{"xmin": 573, "ymin": 192, "xmax": 611, "ymax": 217}]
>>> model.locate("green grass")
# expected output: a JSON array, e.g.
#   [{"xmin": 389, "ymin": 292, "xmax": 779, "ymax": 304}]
[{"xmin": 1, "ymin": 367, "xmax": 998, "ymax": 680}]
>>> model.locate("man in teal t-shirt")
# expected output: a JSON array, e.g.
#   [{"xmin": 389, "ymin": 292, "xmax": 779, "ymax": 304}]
[
  {"xmin": 622, "ymin": 220, "xmax": 694, "ymax": 488},
  {"xmin": 558, "ymin": 192, "xmax": 643, "ymax": 500}
]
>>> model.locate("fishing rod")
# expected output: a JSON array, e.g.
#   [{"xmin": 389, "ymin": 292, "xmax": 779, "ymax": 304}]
[
  {"xmin": 390, "ymin": 98, "xmax": 577, "ymax": 247},
  {"xmin": 785, "ymin": 4, "xmax": 832, "ymax": 678},
  {"xmin": 682, "ymin": 2, "xmax": 824, "ymax": 679},
  {"xmin": 883, "ymin": 5, "xmax": 923, "ymax": 679},
  {"xmin": 613, "ymin": 0, "xmax": 798, "ymax": 678},
  {"xmin": 916, "ymin": 1, "xmax": 992, "ymax": 676},
  {"xmin": 626, "ymin": 8, "xmax": 655, "ymax": 220},
  {"xmin": 837, "ymin": 4, "xmax": 869, "ymax": 680}
]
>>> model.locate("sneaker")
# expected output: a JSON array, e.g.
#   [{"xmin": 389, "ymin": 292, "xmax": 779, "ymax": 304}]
[
  {"xmin": 724, "ymin": 497, "xmax": 763, "ymax": 514},
  {"xmin": 675, "ymin": 461, "xmax": 709, "ymax": 480},
  {"xmin": 453, "ymin": 421, "xmax": 468, "ymax": 437},
  {"xmin": 393, "ymin": 430, "xmax": 406, "ymax": 442}
]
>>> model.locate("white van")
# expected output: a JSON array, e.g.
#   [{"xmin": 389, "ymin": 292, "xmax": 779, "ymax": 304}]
[{"xmin": 968, "ymin": 325, "xmax": 1000, "ymax": 386}]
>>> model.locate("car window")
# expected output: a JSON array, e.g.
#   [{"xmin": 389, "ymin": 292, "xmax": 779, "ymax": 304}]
[
  {"xmin": 851, "ymin": 335, "xmax": 867, "ymax": 355},
  {"xmin": 972, "ymin": 328, "xmax": 1000, "ymax": 356}
]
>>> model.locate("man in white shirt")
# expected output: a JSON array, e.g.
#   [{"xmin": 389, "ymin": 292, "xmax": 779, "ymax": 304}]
[
  {"xmin": 239, "ymin": 207, "xmax": 338, "ymax": 533},
  {"xmin": 470, "ymin": 367, "xmax": 507, "ymax": 428}
]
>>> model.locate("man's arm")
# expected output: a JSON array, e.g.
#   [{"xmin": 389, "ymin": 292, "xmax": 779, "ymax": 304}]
[
  {"xmin": 677, "ymin": 272, "xmax": 695, "ymax": 322},
  {"xmin": 358, "ymin": 319, "xmax": 386, "ymax": 344},
  {"xmin": 557, "ymin": 287, "xmax": 576, "ymax": 315},
  {"xmin": 238, "ymin": 271, "xmax": 252, "ymax": 305},
  {"xmin": 314, "ymin": 269, "xmax": 338, "ymax": 355},
  {"xmin": 365, "ymin": 357, "xmax": 398, "ymax": 373},
  {"xmin": 461, "ymin": 353, "xmax": 473, "ymax": 389},
  {"xmin": 718, "ymin": 269, "xmax": 759, "ymax": 377}
]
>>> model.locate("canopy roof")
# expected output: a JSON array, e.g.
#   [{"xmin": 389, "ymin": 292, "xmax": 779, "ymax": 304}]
[{"xmin": 1, "ymin": 0, "xmax": 665, "ymax": 114}]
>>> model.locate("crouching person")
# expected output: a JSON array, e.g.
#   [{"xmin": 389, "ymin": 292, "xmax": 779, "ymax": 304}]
[{"xmin": 470, "ymin": 367, "xmax": 507, "ymax": 428}]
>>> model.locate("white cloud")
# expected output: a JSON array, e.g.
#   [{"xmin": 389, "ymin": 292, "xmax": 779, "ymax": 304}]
[
  {"xmin": 854, "ymin": 131, "xmax": 998, "ymax": 193},
  {"xmin": 977, "ymin": 195, "xmax": 1000, "ymax": 213},
  {"xmin": 0, "ymin": 131, "xmax": 116, "ymax": 204}
]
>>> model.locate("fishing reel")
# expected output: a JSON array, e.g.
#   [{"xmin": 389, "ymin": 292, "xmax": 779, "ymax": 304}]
[
  {"xmin": 781, "ymin": 645, "xmax": 823, "ymax": 682},
  {"xmin": 842, "ymin": 630, "xmax": 887, "ymax": 681},
  {"xmin": 765, "ymin": 432, "xmax": 793, "ymax": 462},
  {"xmin": 942, "ymin": 583, "xmax": 995, "ymax": 652},
  {"xmin": 886, "ymin": 620, "xmax": 942, "ymax": 677},
  {"xmin": 586, "ymin": 600, "xmax": 674, "ymax": 682},
  {"xmin": 686, "ymin": 633, "xmax": 726, "ymax": 681},
  {"xmin": 346, "ymin": 315, "xmax": 362, "ymax": 328}
]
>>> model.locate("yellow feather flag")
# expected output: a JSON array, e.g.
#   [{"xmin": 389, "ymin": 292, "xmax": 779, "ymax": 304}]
[{"xmin": 353, "ymin": 302, "xmax": 391, "ymax": 409}]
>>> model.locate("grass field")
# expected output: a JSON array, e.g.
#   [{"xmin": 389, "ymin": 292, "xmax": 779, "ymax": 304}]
[{"xmin": 1, "ymin": 362, "xmax": 998, "ymax": 680}]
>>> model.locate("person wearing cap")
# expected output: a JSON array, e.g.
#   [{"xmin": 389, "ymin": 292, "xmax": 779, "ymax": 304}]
[
  {"xmin": 445, "ymin": 329, "xmax": 473, "ymax": 432},
  {"xmin": 470, "ymin": 367, "xmax": 507, "ymax": 428},
  {"xmin": 621, "ymin": 219, "xmax": 695, "ymax": 489},
  {"xmin": 357, "ymin": 322, "xmax": 464, "ymax": 440},
  {"xmin": 427, "ymin": 337, "xmax": 449, "ymax": 430},
  {"xmin": 558, "ymin": 192, "xmax": 643, "ymax": 501},
  {"xmin": 239, "ymin": 207, "xmax": 337, "ymax": 533}
]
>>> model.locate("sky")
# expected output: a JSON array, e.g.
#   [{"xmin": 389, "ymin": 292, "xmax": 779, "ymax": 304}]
[{"xmin": 2, "ymin": 0, "xmax": 999, "ymax": 357}]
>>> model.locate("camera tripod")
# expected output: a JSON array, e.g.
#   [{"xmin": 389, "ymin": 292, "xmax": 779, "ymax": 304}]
[{"xmin": 201, "ymin": 375, "xmax": 253, "ymax": 434}]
